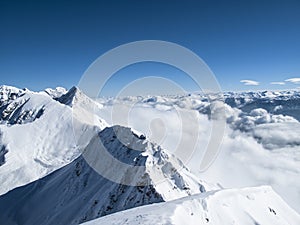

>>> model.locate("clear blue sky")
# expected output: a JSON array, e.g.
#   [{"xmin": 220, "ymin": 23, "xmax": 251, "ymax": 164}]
[{"xmin": 1, "ymin": 0, "xmax": 300, "ymax": 95}]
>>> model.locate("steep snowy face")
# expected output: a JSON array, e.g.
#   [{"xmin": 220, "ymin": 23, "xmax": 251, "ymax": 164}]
[
  {"xmin": 82, "ymin": 186, "xmax": 300, "ymax": 225},
  {"xmin": 0, "ymin": 92, "xmax": 45, "ymax": 125},
  {"xmin": 0, "ymin": 85, "xmax": 30, "ymax": 124},
  {"xmin": 0, "ymin": 85, "xmax": 25, "ymax": 106},
  {"xmin": 57, "ymin": 86, "xmax": 83, "ymax": 106},
  {"xmin": 0, "ymin": 125, "xmax": 212, "ymax": 225},
  {"xmin": 0, "ymin": 86, "xmax": 107, "ymax": 195},
  {"xmin": 83, "ymin": 125, "xmax": 211, "ymax": 199}
]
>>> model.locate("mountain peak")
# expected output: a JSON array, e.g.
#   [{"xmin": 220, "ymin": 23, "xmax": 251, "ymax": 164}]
[
  {"xmin": 82, "ymin": 125, "xmax": 210, "ymax": 196},
  {"xmin": 56, "ymin": 86, "xmax": 81, "ymax": 106},
  {"xmin": 44, "ymin": 87, "xmax": 67, "ymax": 98}
]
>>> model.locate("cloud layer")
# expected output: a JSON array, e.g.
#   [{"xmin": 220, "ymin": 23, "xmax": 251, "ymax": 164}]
[
  {"xmin": 270, "ymin": 81, "xmax": 285, "ymax": 85},
  {"xmin": 97, "ymin": 92, "xmax": 300, "ymax": 213},
  {"xmin": 285, "ymin": 78, "xmax": 300, "ymax": 84},
  {"xmin": 240, "ymin": 80, "xmax": 260, "ymax": 86}
]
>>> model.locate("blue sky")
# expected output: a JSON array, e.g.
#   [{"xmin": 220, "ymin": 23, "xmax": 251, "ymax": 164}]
[{"xmin": 1, "ymin": 0, "xmax": 300, "ymax": 96}]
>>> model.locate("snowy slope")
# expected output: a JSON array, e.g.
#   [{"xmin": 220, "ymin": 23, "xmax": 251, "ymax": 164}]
[
  {"xmin": 0, "ymin": 85, "xmax": 107, "ymax": 195},
  {"xmin": 82, "ymin": 186, "xmax": 300, "ymax": 225},
  {"xmin": 0, "ymin": 125, "xmax": 214, "ymax": 225}
]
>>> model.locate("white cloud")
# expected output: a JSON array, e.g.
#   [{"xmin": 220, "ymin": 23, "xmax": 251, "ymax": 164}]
[
  {"xmin": 285, "ymin": 78, "xmax": 300, "ymax": 84},
  {"xmin": 270, "ymin": 81, "xmax": 285, "ymax": 85},
  {"xmin": 240, "ymin": 80, "xmax": 260, "ymax": 86},
  {"xmin": 97, "ymin": 93, "xmax": 300, "ymax": 213}
]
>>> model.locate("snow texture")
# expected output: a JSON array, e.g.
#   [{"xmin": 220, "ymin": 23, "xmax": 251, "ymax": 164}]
[{"xmin": 82, "ymin": 186, "xmax": 300, "ymax": 225}]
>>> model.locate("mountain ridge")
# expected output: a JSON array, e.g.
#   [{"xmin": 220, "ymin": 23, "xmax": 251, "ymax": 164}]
[{"xmin": 0, "ymin": 125, "xmax": 212, "ymax": 225}]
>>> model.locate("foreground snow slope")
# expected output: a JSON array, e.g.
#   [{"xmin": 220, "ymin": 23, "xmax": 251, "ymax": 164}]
[
  {"xmin": 83, "ymin": 186, "xmax": 300, "ymax": 225},
  {"xmin": 0, "ymin": 85, "xmax": 106, "ymax": 195},
  {"xmin": 0, "ymin": 125, "xmax": 213, "ymax": 225}
]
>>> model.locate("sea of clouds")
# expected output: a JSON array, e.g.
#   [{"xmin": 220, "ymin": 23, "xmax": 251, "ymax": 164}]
[{"xmin": 96, "ymin": 93, "xmax": 300, "ymax": 213}]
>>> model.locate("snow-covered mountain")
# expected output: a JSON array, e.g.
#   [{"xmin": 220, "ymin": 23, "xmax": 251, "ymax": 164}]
[
  {"xmin": 0, "ymin": 85, "xmax": 106, "ymax": 195},
  {"xmin": 0, "ymin": 85, "xmax": 300, "ymax": 225},
  {"xmin": 82, "ymin": 186, "xmax": 300, "ymax": 225},
  {"xmin": 224, "ymin": 90, "xmax": 300, "ymax": 121},
  {"xmin": 0, "ymin": 125, "xmax": 214, "ymax": 225}
]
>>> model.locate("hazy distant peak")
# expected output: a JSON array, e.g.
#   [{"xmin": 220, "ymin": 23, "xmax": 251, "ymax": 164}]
[{"xmin": 44, "ymin": 86, "xmax": 67, "ymax": 98}]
